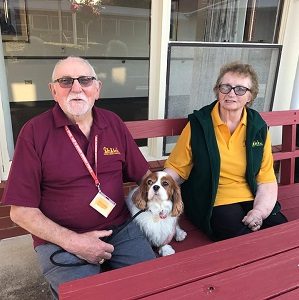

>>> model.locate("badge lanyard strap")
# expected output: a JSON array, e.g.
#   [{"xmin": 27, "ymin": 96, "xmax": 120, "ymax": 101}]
[{"xmin": 65, "ymin": 125, "xmax": 101, "ymax": 191}]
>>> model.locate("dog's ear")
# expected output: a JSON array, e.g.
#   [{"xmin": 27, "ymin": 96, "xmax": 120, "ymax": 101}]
[
  {"xmin": 171, "ymin": 182, "xmax": 184, "ymax": 217},
  {"xmin": 132, "ymin": 181, "xmax": 148, "ymax": 210}
]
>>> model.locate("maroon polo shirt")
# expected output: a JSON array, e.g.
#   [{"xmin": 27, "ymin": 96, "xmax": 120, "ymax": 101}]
[{"xmin": 3, "ymin": 104, "xmax": 149, "ymax": 247}]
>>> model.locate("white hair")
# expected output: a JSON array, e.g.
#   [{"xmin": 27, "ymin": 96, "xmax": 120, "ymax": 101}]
[{"xmin": 51, "ymin": 56, "xmax": 97, "ymax": 81}]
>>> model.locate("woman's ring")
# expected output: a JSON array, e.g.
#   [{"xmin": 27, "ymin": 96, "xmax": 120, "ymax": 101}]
[{"xmin": 98, "ymin": 258, "xmax": 105, "ymax": 264}]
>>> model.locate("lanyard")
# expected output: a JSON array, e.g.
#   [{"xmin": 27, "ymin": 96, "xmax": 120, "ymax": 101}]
[{"xmin": 65, "ymin": 125, "xmax": 100, "ymax": 191}]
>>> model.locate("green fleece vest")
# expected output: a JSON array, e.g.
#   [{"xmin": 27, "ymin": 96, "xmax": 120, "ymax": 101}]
[{"xmin": 181, "ymin": 101, "xmax": 280, "ymax": 239}]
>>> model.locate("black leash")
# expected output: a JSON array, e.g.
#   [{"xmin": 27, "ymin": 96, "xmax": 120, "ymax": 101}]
[{"xmin": 50, "ymin": 209, "xmax": 146, "ymax": 267}]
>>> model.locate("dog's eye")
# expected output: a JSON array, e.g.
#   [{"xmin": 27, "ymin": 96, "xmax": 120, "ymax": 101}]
[
  {"xmin": 162, "ymin": 181, "xmax": 169, "ymax": 187},
  {"xmin": 147, "ymin": 179, "xmax": 153, "ymax": 185}
]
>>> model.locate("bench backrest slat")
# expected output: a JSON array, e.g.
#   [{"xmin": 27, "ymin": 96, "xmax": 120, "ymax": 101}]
[
  {"xmin": 125, "ymin": 118, "xmax": 188, "ymax": 139},
  {"xmin": 260, "ymin": 110, "xmax": 299, "ymax": 126},
  {"xmin": 125, "ymin": 110, "xmax": 299, "ymax": 140}
]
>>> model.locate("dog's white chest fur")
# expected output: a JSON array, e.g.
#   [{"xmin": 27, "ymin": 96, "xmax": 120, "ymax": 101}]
[{"xmin": 130, "ymin": 203, "xmax": 177, "ymax": 247}]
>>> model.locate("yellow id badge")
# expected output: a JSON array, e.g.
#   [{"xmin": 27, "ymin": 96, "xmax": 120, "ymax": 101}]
[{"xmin": 90, "ymin": 191, "xmax": 116, "ymax": 218}]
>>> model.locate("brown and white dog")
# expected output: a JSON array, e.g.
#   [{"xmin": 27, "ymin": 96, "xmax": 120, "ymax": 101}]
[{"xmin": 126, "ymin": 171, "xmax": 187, "ymax": 256}]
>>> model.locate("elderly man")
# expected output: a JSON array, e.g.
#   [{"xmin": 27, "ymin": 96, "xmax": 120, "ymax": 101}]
[{"xmin": 3, "ymin": 56, "xmax": 155, "ymax": 298}]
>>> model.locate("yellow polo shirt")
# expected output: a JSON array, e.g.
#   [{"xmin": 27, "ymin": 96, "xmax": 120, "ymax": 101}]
[{"xmin": 164, "ymin": 103, "xmax": 276, "ymax": 206}]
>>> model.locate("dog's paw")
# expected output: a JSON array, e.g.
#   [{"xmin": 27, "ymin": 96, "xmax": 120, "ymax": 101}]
[
  {"xmin": 159, "ymin": 245, "xmax": 175, "ymax": 256},
  {"xmin": 175, "ymin": 228, "xmax": 187, "ymax": 242}
]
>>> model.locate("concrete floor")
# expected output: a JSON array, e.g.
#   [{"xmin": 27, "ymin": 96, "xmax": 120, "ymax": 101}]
[{"xmin": 0, "ymin": 235, "xmax": 52, "ymax": 300}]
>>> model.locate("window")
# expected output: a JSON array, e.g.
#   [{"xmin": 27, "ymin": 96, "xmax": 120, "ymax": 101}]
[
  {"xmin": 2, "ymin": 0, "xmax": 151, "ymax": 145},
  {"xmin": 164, "ymin": 42, "xmax": 281, "ymax": 154},
  {"xmin": 171, "ymin": 0, "xmax": 284, "ymax": 43}
]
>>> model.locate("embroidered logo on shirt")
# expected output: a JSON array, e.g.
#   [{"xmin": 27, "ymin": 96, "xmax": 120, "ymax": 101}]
[
  {"xmin": 103, "ymin": 147, "xmax": 121, "ymax": 155},
  {"xmin": 252, "ymin": 140, "xmax": 263, "ymax": 147}
]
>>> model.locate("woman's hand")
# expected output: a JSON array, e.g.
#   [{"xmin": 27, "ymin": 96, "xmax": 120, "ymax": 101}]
[
  {"xmin": 242, "ymin": 209, "xmax": 263, "ymax": 231},
  {"xmin": 243, "ymin": 182, "xmax": 278, "ymax": 231}
]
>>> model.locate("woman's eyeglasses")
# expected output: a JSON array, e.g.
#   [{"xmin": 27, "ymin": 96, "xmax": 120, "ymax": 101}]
[
  {"xmin": 219, "ymin": 84, "xmax": 251, "ymax": 96},
  {"xmin": 54, "ymin": 76, "xmax": 96, "ymax": 88}
]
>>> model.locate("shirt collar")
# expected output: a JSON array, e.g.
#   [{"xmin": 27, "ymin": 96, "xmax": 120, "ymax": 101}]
[
  {"xmin": 52, "ymin": 103, "xmax": 73, "ymax": 128},
  {"xmin": 211, "ymin": 101, "xmax": 247, "ymax": 127},
  {"xmin": 53, "ymin": 103, "xmax": 108, "ymax": 131},
  {"xmin": 92, "ymin": 106, "xmax": 108, "ymax": 130}
]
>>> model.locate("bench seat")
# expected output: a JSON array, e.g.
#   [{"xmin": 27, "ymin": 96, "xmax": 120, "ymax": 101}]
[{"xmin": 59, "ymin": 219, "xmax": 299, "ymax": 299}]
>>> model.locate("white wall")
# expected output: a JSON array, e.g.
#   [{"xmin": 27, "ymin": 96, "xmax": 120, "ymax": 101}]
[
  {"xmin": 0, "ymin": 33, "xmax": 14, "ymax": 181},
  {"xmin": 146, "ymin": 0, "xmax": 171, "ymax": 159},
  {"xmin": 272, "ymin": 0, "xmax": 299, "ymax": 111}
]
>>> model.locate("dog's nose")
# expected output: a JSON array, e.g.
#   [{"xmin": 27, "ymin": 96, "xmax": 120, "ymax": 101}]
[{"xmin": 153, "ymin": 185, "xmax": 160, "ymax": 192}]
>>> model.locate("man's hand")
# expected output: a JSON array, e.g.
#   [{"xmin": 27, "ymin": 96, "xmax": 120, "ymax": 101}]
[
  {"xmin": 66, "ymin": 230, "xmax": 114, "ymax": 264},
  {"xmin": 242, "ymin": 209, "xmax": 263, "ymax": 231},
  {"xmin": 10, "ymin": 206, "xmax": 114, "ymax": 264}
]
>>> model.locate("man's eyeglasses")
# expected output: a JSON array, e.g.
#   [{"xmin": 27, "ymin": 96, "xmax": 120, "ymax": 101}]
[
  {"xmin": 219, "ymin": 84, "xmax": 251, "ymax": 96},
  {"xmin": 53, "ymin": 76, "xmax": 96, "ymax": 88}
]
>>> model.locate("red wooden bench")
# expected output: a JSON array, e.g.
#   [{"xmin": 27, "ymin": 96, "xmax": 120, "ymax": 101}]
[{"xmin": 58, "ymin": 109, "xmax": 299, "ymax": 299}]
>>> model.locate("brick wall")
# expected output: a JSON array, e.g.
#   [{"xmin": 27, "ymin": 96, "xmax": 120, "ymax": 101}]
[{"xmin": 0, "ymin": 182, "xmax": 28, "ymax": 239}]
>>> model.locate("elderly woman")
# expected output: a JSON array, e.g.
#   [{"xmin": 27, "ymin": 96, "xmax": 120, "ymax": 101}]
[{"xmin": 165, "ymin": 62, "xmax": 287, "ymax": 241}]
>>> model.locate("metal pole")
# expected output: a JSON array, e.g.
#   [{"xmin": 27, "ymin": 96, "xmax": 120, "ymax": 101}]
[{"xmin": 72, "ymin": 12, "xmax": 78, "ymax": 45}]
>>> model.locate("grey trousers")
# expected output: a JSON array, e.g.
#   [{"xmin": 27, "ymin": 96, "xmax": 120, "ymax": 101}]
[{"xmin": 35, "ymin": 221, "xmax": 156, "ymax": 299}]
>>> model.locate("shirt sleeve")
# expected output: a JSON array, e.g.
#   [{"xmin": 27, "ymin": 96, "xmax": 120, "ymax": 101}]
[
  {"xmin": 2, "ymin": 126, "xmax": 42, "ymax": 207},
  {"xmin": 122, "ymin": 123, "xmax": 149, "ymax": 183},
  {"xmin": 256, "ymin": 131, "xmax": 277, "ymax": 183},
  {"xmin": 164, "ymin": 122, "xmax": 193, "ymax": 180}
]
